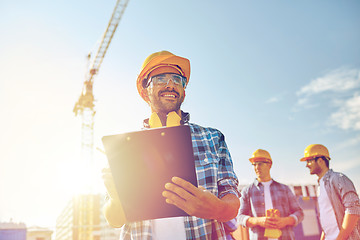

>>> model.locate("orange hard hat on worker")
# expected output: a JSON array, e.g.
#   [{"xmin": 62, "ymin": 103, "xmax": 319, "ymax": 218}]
[
  {"xmin": 136, "ymin": 50, "xmax": 191, "ymax": 102},
  {"xmin": 300, "ymin": 144, "xmax": 331, "ymax": 161},
  {"xmin": 249, "ymin": 149, "xmax": 272, "ymax": 164}
]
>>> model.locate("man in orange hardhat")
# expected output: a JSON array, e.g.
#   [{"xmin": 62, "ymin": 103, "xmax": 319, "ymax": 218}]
[
  {"xmin": 238, "ymin": 149, "xmax": 304, "ymax": 239},
  {"xmin": 300, "ymin": 144, "xmax": 360, "ymax": 240},
  {"xmin": 102, "ymin": 51, "xmax": 240, "ymax": 239}
]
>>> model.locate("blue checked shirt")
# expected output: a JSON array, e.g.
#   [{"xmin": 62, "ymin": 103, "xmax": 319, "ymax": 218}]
[
  {"xmin": 118, "ymin": 112, "xmax": 240, "ymax": 239},
  {"xmin": 319, "ymin": 169, "xmax": 360, "ymax": 240},
  {"xmin": 223, "ymin": 218, "xmax": 239, "ymax": 239},
  {"xmin": 238, "ymin": 179, "xmax": 304, "ymax": 240}
]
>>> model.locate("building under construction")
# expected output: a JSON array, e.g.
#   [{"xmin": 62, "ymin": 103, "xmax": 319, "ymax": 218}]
[
  {"xmin": 55, "ymin": 194, "xmax": 120, "ymax": 240},
  {"xmin": 0, "ymin": 222, "xmax": 26, "ymax": 240}
]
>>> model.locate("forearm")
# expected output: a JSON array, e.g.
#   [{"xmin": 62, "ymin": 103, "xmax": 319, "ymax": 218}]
[
  {"xmin": 246, "ymin": 217, "xmax": 260, "ymax": 228},
  {"xmin": 336, "ymin": 213, "xmax": 359, "ymax": 240},
  {"xmin": 246, "ymin": 216, "xmax": 295, "ymax": 229},
  {"xmin": 287, "ymin": 188, "xmax": 304, "ymax": 224},
  {"xmin": 103, "ymin": 198, "xmax": 126, "ymax": 228},
  {"xmin": 283, "ymin": 216, "xmax": 296, "ymax": 226},
  {"xmin": 215, "ymin": 193, "xmax": 240, "ymax": 222},
  {"xmin": 238, "ymin": 193, "xmax": 251, "ymax": 228}
]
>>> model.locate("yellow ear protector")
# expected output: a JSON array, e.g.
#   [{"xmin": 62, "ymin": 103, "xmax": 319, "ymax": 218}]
[{"xmin": 149, "ymin": 111, "xmax": 181, "ymax": 128}]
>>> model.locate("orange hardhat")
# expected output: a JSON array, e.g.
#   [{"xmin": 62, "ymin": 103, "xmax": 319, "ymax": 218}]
[
  {"xmin": 249, "ymin": 149, "xmax": 272, "ymax": 164},
  {"xmin": 136, "ymin": 50, "xmax": 191, "ymax": 102},
  {"xmin": 300, "ymin": 144, "xmax": 331, "ymax": 161}
]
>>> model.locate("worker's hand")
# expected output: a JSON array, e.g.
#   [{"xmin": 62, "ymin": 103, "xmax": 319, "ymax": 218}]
[
  {"xmin": 250, "ymin": 216, "xmax": 291, "ymax": 229},
  {"xmin": 248, "ymin": 217, "xmax": 277, "ymax": 228},
  {"xmin": 101, "ymin": 168, "xmax": 119, "ymax": 200},
  {"xmin": 101, "ymin": 168, "xmax": 126, "ymax": 227},
  {"xmin": 162, "ymin": 177, "xmax": 224, "ymax": 220},
  {"xmin": 271, "ymin": 217, "xmax": 294, "ymax": 229}
]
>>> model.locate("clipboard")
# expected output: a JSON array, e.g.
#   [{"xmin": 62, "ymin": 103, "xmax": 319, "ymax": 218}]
[{"xmin": 101, "ymin": 125, "xmax": 198, "ymax": 222}]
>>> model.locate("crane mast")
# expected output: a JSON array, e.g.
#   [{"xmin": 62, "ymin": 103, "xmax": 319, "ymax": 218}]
[{"xmin": 73, "ymin": 0, "xmax": 129, "ymax": 191}]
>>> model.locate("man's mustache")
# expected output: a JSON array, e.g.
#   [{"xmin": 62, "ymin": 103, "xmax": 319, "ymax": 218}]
[{"xmin": 159, "ymin": 89, "xmax": 179, "ymax": 96}]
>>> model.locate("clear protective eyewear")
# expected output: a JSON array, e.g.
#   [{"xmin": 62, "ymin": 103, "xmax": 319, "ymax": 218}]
[
  {"xmin": 306, "ymin": 158, "xmax": 318, "ymax": 164},
  {"xmin": 251, "ymin": 161, "xmax": 270, "ymax": 167},
  {"xmin": 145, "ymin": 73, "xmax": 187, "ymax": 89}
]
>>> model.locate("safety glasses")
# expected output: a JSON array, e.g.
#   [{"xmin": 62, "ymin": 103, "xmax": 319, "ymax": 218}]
[
  {"xmin": 252, "ymin": 161, "xmax": 270, "ymax": 167},
  {"xmin": 145, "ymin": 73, "xmax": 187, "ymax": 89},
  {"xmin": 306, "ymin": 158, "xmax": 318, "ymax": 164}
]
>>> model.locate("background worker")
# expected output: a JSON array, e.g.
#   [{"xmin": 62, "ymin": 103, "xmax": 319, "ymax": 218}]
[
  {"xmin": 300, "ymin": 144, "xmax": 360, "ymax": 240},
  {"xmin": 102, "ymin": 50, "xmax": 240, "ymax": 239},
  {"xmin": 238, "ymin": 149, "xmax": 304, "ymax": 240}
]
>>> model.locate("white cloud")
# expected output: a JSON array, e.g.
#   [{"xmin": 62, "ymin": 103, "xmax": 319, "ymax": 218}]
[
  {"xmin": 295, "ymin": 67, "xmax": 360, "ymax": 131},
  {"xmin": 266, "ymin": 96, "xmax": 280, "ymax": 104},
  {"xmin": 330, "ymin": 93, "xmax": 360, "ymax": 130},
  {"xmin": 297, "ymin": 67, "xmax": 360, "ymax": 96},
  {"xmin": 331, "ymin": 135, "xmax": 360, "ymax": 176},
  {"xmin": 295, "ymin": 97, "xmax": 318, "ymax": 109},
  {"xmin": 331, "ymin": 158, "xmax": 360, "ymax": 173},
  {"xmin": 333, "ymin": 134, "xmax": 360, "ymax": 151}
]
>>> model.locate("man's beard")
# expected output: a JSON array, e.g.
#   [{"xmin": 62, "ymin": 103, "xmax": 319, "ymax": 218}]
[
  {"xmin": 151, "ymin": 90, "xmax": 184, "ymax": 114},
  {"xmin": 310, "ymin": 165, "xmax": 320, "ymax": 175}
]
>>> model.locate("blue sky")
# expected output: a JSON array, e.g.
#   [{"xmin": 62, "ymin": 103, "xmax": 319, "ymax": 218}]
[{"xmin": 1, "ymin": 0, "xmax": 359, "ymax": 228}]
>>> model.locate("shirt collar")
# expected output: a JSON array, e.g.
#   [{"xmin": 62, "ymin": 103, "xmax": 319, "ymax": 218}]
[
  {"xmin": 254, "ymin": 178, "xmax": 276, "ymax": 187},
  {"xmin": 143, "ymin": 111, "xmax": 190, "ymax": 128},
  {"xmin": 318, "ymin": 169, "xmax": 332, "ymax": 183}
]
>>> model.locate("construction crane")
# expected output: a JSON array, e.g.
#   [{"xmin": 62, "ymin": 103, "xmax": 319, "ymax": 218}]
[{"xmin": 73, "ymin": 0, "xmax": 129, "ymax": 185}]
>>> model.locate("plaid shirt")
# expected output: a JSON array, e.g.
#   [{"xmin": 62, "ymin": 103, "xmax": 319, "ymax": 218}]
[
  {"xmin": 223, "ymin": 218, "xmax": 238, "ymax": 240},
  {"xmin": 319, "ymin": 169, "xmax": 360, "ymax": 240},
  {"xmin": 238, "ymin": 179, "xmax": 304, "ymax": 240},
  {"xmin": 119, "ymin": 113, "xmax": 240, "ymax": 239}
]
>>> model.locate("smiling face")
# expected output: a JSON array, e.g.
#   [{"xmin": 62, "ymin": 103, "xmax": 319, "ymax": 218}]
[{"xmin": 145, "ymin": 73, "xmax": 185, "ymax": 115}]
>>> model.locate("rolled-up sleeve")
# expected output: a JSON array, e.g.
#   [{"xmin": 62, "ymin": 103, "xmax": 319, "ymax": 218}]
[
  {"xmin": 237, "ymin": 187, "xmax": 251, "ymax": 227},
  {"xmin": 217, "ymin": 133, "xmax": 240, "ymax": 199},
  {"xmin": 338, "ymin": 174, "xmax": 360, "ymax": 216},
  {"xmin": 285, "ymin": 186, "xmax": 304, "ymax": 225}
]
